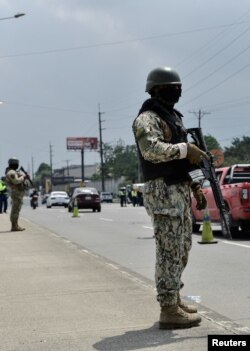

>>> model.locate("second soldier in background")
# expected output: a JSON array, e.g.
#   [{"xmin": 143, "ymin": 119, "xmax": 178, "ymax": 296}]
[{"xmin": 5, "ymin": 158, "xmax": 29, "ymax": 231}]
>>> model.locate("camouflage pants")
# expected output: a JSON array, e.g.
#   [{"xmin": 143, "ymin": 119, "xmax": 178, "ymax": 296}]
[
  {"xmin": 143, "ymin": 179, "xmax": 192, "ymax": 307},
  {"xmin": 10, "ymin": 190, "xmax": 24, "ymax": 228}
]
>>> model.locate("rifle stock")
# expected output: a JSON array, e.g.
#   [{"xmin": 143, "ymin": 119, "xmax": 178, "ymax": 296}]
[{"xmin": 188, "ymin": 128, "xmax": 232, "ymax": 239}]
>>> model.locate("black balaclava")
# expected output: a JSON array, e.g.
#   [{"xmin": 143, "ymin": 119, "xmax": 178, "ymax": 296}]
[
  {"xmin": 156, "ymin": 85, "xmax": 182, "ymax": 108},
  {"xmin": 10, "ymin": 163, "xmax": 19, "ymax": 171}
]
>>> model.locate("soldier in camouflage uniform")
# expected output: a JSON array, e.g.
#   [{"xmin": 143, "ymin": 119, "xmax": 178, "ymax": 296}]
[
  {"xmin": 5, "ymin": 158, "xmax": 28, "ymax": 231},
  {"xmin": 133, "ymin": 67, "xmax": 208, "ymax": 329}
]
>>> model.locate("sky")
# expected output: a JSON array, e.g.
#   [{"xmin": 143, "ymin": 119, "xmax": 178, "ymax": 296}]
[{"xmin": 1, "ymin": 0, "xmax": 250, "ymax": 176}]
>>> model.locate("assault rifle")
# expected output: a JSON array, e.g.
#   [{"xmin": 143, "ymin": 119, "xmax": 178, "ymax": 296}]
[
  {"xmin": 20, "ymin": 166, "xmax": 35, "ymax": 188},
  {"xmin": 187, "ymin": 127, "xmax": 232, "ymax": 240}
]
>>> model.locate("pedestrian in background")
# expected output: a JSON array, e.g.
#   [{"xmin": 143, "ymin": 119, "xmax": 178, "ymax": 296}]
[
  {"xmin": 136, "ymin": 187, "xmax": 144, "ymax": 206},
  {"xmin": 133, "ymin": 67, "xmax": 207, "ymax": 329},
  {"xmin": 0, "ymin": 177, "xmax": 8, "ymax": 213},
  {"xmin": 131, "ymin": 189, "xmax": 137, "ymax": 207},
  {"xmin": 5, "ymin": 158, "xmax": 29, "ymax": 231},
  {"xmin": 119, "ymin": 187, "xmax": 127, "ymax": 207}
]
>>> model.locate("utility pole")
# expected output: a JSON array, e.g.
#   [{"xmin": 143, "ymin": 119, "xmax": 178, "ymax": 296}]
[
  {"xmin": 64, "ymin": 159, "xmax": 70, "ymax": 176},
  {"xmin": 49, "ymin": 143, "xmax": 53, "ymax": 191},
  {"xmin": 31, "ymin": 155, "xmax": 34, "ymax": 180},
  {"xmin": 98, "ymin": 104, "xmax": 105, "ymax": 191},
  {"xmin": 81, "ymin": 148, "xmax": 84, "ymax": 182},
  {"xmin": 189, "ymin": 109, "xmax": 210, "ymax": 128}
]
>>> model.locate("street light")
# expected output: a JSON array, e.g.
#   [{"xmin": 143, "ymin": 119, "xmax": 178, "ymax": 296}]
[
  {"xmin": 14, "ymin": 13, "xmax": 25, "ymax": 18},
  {"xmin": 0, "ymin": 13, "xmax": 25, "ymax": 21}
]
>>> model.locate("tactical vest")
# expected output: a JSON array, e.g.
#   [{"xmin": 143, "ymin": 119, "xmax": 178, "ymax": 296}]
[{"xmin": 135, "ymin": 98, "xmax": 194, "ymax": 185}]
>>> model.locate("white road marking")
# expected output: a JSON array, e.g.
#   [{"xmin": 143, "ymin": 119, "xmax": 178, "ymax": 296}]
[
  {"xmin": 99, "ymin": 218, "xmax": 113, "ymax": 222},
  {"xmin": 222, "ymin": 241, "xmax": 250, "ymax": 249},
  {"xmin": 142, "ymin": 226, "xmax": 153, "ymax": 230}
]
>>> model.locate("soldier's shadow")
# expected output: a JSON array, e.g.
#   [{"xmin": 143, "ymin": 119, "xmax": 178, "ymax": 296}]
[{"xmin": 93, "ymin": 323, "xmax": 204, "ymax": 351}]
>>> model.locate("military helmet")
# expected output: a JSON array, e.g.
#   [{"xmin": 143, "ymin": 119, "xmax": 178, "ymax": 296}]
[
  {"xmin": 145, "ymin": 67, "xmax": 181, "ymax": 92},
  {"xmin": 8, "ymin": 157, "xmax": 19, "ymax": 166}
]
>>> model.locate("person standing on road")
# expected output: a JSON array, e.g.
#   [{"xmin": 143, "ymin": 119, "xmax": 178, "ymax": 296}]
[
  {"xmin": 132, "ymin": 67, "xmax": 207, "ymax": 329},
  {"xmin": 131, "ymin": 189, "xmax": 137, "ymax": 207},
  {"xmin": 119, "ymin": 187, "xmax": 127, "ymax": 207},
  {"xmin": 5, "ymin": 158, "xmax": 29, "ymax": 231},
  {"xmin": 136, "ymin": 187, "xmax": 144, "ymax": 206},
  {"xmin": 0, "ymin": 177, "xmax": 8, "ymax": 213}
]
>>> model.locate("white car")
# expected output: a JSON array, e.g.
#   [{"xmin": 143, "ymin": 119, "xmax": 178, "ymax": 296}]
[
  {"xmin": 46, "ymin": 191, "xmax": 70, "ymax": 208},
  {"xmin": 100, "ymin": 192, "xmax": 113, "ymax": 203}
]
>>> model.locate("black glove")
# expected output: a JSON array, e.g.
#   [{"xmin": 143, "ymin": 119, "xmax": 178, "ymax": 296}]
[
  {"xmin": 191, "ymin": 182, "xmax": 207, "ymax": 210},
  {"xmin": 187, "ymin": 143, "xmax": 209, "ymax": 165}
]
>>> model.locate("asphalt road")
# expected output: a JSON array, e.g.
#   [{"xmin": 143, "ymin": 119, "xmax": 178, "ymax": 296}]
[{"xmin": 21, "ymin": 199, "xmax": 250, "ymax": 330}]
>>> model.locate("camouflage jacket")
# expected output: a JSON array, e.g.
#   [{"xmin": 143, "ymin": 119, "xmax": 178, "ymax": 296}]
[
  {"xmin": 133, "ymin": 110, "xmax": 188, "ymax": 165},
  {"xmin": 6, "ymin": 169, "xmax": 26, "ymax": 193},
  {"xmin": 133, "ymin": 109, "xmax": 192, "ymax": 214}
]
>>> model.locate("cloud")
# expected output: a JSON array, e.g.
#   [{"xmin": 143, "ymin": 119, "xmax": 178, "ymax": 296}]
[
  {"xmin": 0, "ymin": 0, "xmax": 10, "ymax": 8},
  {"xmin": 45, "ymin": 3, "xmax": 125, "ymax": 40}
]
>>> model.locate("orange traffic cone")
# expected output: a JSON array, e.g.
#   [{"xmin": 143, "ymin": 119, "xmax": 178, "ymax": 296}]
[{"xmin": 198, "ymin": 209, "xmax": 218, "ymax": 244}]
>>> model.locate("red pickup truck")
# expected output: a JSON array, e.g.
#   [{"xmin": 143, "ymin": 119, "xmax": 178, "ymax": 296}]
[{"xmin": 192, "ymin": 164, "xmax": 250, "ymax": 236}]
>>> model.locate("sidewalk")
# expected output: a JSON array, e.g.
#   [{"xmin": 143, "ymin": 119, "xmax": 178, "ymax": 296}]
[{"xmin": 0, "ymin": 214, "xmax": 247, "ymax": 351}]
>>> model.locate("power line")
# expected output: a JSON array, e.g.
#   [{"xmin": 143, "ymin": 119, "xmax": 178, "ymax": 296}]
[
  {"xmin": 203, "ymin": 95, "xmax": 250, "ymax": 111},
  {"xmin": 181, "ymin": 62, "xmax": 250, "ymax": 107},
  {"xmin": 183, "ymin": 27, "xmax": 250, "ymax": 80},
  {"xmin": 176, "ymin": 8, "xmax": 250, "ymax": 68},
  {"xmin": 101, "ymin": 10, "xmax": 250, "ymax": 107},
  {"xmin": 2, "ymin": 100, "xmax": 94, "ymax": 114},
  {"xmin": 1, "ymin": 20, "xmax": 250, "ymax": 60},
  {"xmin": 1, "ymin": 98, "xmax": 139, "ymax": 116},
  {"xmin": 185, "ymin": 44, "xmax": 250, "ymax": 93}
]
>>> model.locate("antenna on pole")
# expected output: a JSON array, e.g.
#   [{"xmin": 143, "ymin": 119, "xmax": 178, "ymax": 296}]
[{"xmin": 189, "ymin": 109, "xmax": 210, "ymax": 128}]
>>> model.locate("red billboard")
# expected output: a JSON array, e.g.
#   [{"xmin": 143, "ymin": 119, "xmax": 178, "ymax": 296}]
[{"xmin": 66, "ymin": 137, "xmax": 98, "ymax": 150}]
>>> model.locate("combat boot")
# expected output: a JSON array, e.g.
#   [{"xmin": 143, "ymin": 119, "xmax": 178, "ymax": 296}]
[
  {"xmin": 178, "ymin": 294, "xmax": 198, "ymax": 313},
  {"xmin": 159, "ymin": 305, "xmax": 201, "ymax": 329},
  {"xmin": 11, "ymin": 225, "xmax": 25, "ymax": 232}
]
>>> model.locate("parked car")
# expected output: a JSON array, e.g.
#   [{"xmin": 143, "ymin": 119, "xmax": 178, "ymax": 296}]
[
  {"xmin": 68, "ymin": 187, "xmax": 101, "ymax": 212},
  {"xmin": 46, "ymin": 191, "xmax": 70, "ymax": 208},
  {"xmin": 100, "ymin": 192, "xmax": 113, "ymax": 203}
]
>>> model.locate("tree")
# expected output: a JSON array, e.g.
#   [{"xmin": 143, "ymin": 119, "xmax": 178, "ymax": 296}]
[
  {"xmin": 33, "ymin": 163, "xmax": 51, "ymax": 187},
  {"xmin": 91, "ymin": 139, "xmax": 139, "ymax": 182},
  {"xmin": 108, "ymin": 140, "xmax": 138, "ymax": 180},
  {"xmin": 204, "ymin": 134, "xmax": 221, "ymax": 151},
  {"xmin": 224, "ymin": 136, "xmax": 250, "ymax": 165}
]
